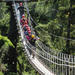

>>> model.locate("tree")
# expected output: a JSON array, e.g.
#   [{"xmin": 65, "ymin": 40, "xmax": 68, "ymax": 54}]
[{"xmin": 6, "ymin": 2, "xmax": 18, "ymax": 73}]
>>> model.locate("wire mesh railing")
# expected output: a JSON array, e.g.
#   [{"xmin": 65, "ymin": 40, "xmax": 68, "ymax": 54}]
[
  {"xmin": 24, "ymin": 1, "xmax": 75, "ymax": 57},
  {"xmin": 13, "ymin": 1, "xmax": 75, "ymax": 75}
]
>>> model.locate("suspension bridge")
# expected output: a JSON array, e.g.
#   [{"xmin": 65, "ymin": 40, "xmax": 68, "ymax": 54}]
[{"xmin": 12, "ymin": 1, "xmax": 75, "ymax": 75}]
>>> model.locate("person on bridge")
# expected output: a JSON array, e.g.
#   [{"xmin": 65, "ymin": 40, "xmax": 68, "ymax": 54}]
[
  {"xmin": 26, "ymin": 35, "xmax": 31, "ymax": 41},
  {"xmin": 29, "ymin": 34, "xmax": 37, "ymax": 58},
  {"xmin": 18, "ymin": 2, "xmax": 25, "ymax": 18},
  {"xmin": 25, "ymin": 19, "xmax": 28, "ymax": 25},
  {"xmin": 23, "ymin": 26, "xmax": 27, "ymax": 31},
  {"xmin": 30, "ymin": 34, "xmax": 40, "ymax": 58},
  {"xmin": 20, "ymin": 14, "xmax": 26, "ymax": 27},
  {"xmin": 24, "ymin": 30, "xmax": 28, "ymax": 35}
]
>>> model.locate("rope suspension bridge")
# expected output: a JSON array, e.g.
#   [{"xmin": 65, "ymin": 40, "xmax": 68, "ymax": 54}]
[{"xmin": 12, "ymin": 1, "xmax": 75, "ymax": 75}]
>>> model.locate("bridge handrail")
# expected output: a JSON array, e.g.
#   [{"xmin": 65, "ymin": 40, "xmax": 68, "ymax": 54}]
[
  {"xmin": 24, "ymin": 2, "xmax": 75, "ymax": 60},
  {"xmin": 13, "ymin": 2, "xmax": 75, "ymax": 75}
]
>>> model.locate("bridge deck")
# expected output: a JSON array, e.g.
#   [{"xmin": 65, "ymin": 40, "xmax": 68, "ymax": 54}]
[
  {"xmin": 15, "ymin": 3, "xmax": 55, "ymax": 75},
  {"xmin": 23, "ymin": 39, "xmax": 54, "ymax": 75},
  {"xmin": 30, "ymin": 55, "xmax": 54, "ymax": 75}
]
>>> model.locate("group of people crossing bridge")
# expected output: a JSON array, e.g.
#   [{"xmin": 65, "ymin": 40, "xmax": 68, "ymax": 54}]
[{"xmin": 17, "ymin": 2, "xmax": 39, "ymax": 58}]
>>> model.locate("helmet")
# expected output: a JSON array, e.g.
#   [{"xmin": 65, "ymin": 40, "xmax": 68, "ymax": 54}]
[
  {"xmin": 22, "ymin": 14, "xmax": 25, "ymax": 18},
  {"xmin": 31, "ymin": 34, "xmax": 35, "ymax": 38},
  {"xmin": 20, "ymin": 3, "xmax": 22, "ymax": 6}
]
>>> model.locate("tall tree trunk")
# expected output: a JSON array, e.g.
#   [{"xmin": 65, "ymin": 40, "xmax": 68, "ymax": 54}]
[{"xmin": 6, "ymin": 2, "xmax": 18, "ymax": 73}]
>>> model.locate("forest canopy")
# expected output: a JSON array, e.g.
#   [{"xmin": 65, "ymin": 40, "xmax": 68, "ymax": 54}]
[
  {"xmin": 28, "ymin": 0, "xmax": 75, "ymax": 54},
  {"xmin": 0, "ymin": 0, "xmax": 75, "ymax": 75}
]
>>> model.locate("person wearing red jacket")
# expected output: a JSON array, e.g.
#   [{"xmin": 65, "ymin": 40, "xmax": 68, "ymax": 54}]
[
  {"xmin": 20, "ymin": 14, "xmax": 26, "ymax": 27},
  {"xmin": 25, "ymin": 19, "xmax": 28, "ymax": 24}
]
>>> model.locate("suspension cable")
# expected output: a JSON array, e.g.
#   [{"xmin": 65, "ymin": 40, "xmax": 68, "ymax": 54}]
[{"xmin": 24, "ymin": 2, "xmax": 75, "ymax": 58}]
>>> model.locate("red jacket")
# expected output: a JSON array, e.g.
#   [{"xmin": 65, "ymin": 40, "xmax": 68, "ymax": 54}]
[
  {"xmin": 25, "ymin": 19, "xmax": 28, "ymax": 24},
  {"xmin": 20, "ymin": 19, "xmax": 25, "ymax": 26}
]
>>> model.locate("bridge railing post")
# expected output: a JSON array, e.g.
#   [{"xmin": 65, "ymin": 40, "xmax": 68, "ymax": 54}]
[{"xmin": 61, "ymin": 53, "xmax": 63, "ymax": 75}]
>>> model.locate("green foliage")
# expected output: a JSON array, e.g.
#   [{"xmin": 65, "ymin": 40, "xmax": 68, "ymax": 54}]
[
  {"xmin": 17, "ymin": 38, "xmax": 40, "ymax": 75},
  {"xmin": 0, "ymin": 1, "xmax": 75, "ymax": 75},
  {"xmin": 0, "ymin": 35, "xmax": 14, "ymax": 73},
  {"xmin": 29, "ymin": 0, "xmax": 75, "ymax": 54},
  {"xmin": 0, "ymin": 72, "xmax": 4, "ymax": 75},
  {"xmin": 0, "ymin": 2, "xmax": 10, "ymax": 35},
  {"xmin": 0, "ymin": 35, "xmax": 14, "ymax": 48},
  {"xmin": 7, "ymin": 72, "xmax": 17, "ymax": 75}
]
